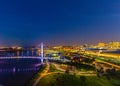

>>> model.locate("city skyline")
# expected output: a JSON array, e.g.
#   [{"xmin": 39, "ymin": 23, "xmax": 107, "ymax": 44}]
[{"xmin": 0, "ymin": 0, "xmax": 120, "ymax": 46}]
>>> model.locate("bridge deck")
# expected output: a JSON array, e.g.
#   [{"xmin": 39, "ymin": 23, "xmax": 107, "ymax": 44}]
[{"xmin": 0, "ymin": 56, "xmax": 45, "ymax": 59}]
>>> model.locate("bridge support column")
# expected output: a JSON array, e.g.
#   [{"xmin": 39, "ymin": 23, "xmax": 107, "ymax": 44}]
[{"xmin": 41, "ymin": 42, "xmax": 44, "ymax": 64}]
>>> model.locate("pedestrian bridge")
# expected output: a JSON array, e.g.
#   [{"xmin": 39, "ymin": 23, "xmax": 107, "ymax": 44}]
[
  {"xmin": 0, "ymin": 56, "xmax": 48, "ymax": 59},
  {"xmin": 0, "ymin": 56, "xmax": 70, "ymax": 62}
]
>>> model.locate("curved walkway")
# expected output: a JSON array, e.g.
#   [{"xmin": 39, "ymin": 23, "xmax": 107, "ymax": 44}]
[{"xmin": 33, "ymin": 61, "xmax": 50, "ymax": 86}]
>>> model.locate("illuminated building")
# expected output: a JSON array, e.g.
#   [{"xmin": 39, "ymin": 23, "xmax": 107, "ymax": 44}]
[
  {"xmin": 107, "ymin": 41, "xmax": 120, "ymax": 49},
  {"xmin": 98, "ymin": 42, "xmax": 105, "ymax": 47}
]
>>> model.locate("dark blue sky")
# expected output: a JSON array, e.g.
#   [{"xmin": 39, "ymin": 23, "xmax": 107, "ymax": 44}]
[{"xmin": 0, "ymin": 0, "xmax": 120, "ymax": 46}]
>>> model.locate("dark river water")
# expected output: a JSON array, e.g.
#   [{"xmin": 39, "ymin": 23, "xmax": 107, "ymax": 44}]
[{"xmin": 0, "ymin": 50, "xmax": 42, "ymax": 86}]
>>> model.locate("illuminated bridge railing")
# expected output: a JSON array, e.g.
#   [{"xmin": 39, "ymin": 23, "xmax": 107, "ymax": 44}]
[
  {"xmin": 0, "ymin": 56, "xmax": 70, "ymax": 62},
  {"xmin": 0, "ymin": 56, "xmax": 46, "ymax": 59},
  {"xmin": 0, "ymin": 68, "xmax": 40, "ymax": 73}
]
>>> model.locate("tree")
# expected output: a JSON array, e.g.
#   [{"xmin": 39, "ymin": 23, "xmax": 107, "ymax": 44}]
[
  {"xmin": 80, "ymin": 76, "xmax": 86, "ymax": 86},
  {"xmin": 65, "ymin": 68, "xmax": 70, "ymax": 74}
]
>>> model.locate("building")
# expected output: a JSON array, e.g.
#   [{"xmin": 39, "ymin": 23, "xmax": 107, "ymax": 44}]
[
  {"xmin": 107, "ymin": 41, "xmax": 120, "ymax": 49},
  {"xmin": 98, "ymin": 42, "xmax": 105, "ymax": 48}
]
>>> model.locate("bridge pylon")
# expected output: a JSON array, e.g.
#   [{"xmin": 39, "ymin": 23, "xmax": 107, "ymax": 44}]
[{"xmin": 41, "ymin": 42, "xmax": 44, "ymax": 64}]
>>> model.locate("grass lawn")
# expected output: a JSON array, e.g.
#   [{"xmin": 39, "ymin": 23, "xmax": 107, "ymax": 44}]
[{"xmin": 37, "ymin": 73, "xmax": 120, "ymax": 86}]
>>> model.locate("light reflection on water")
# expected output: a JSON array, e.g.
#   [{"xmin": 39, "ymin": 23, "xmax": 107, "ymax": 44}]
[
  {"xmin": 0, "ymin": 67, "xmax": 39, "ymax": 73},
  {"xmin": 0, "ymin": 58, "xmax": 42, "ymax": 86}
]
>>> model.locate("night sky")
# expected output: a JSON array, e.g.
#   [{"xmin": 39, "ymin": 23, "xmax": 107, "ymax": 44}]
[{"xmin": 0, "ymin": 0, "xmax": 120, "ymax": 46}]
